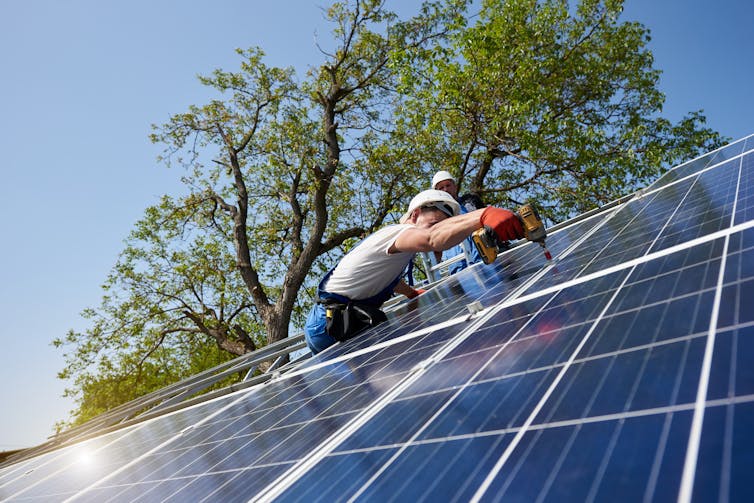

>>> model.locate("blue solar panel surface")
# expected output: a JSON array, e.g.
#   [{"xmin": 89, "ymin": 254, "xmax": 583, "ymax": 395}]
[{"xmin": 1, "ymin": 136, "xmax": 753, "ymax": 502}]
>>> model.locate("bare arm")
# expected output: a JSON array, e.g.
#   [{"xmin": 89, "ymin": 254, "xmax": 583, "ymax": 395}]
[
  {"xmin": 393, "ymin": 279, "xmax": 422, "ymax": 298},
  {"xmin": 390, "ymin": 209, "xmax": 484, "ymax": 253}
]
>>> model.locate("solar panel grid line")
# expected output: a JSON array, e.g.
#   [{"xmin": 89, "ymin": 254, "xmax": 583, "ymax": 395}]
[
  {"xmin": 458, "ymin": 184, "xmax": 740, "ymax": 500},
  {"xmin": 252, "ymin": 280, "xmax": 544, "ymax": 501},
  {"xmin": 342, "ymin": 279, "xmax": 569, "ymax": 501},
  {"xmin": 591, "ymin": 267, "xmax": 717, "ymax": 334},
  {"xmin": 734, "ymin": 153, "xmax": 754, "ymax": 226},
  {"xmin": 309, "ymin": 390, "xmax": 718, "ymax": 452},
  {"xmin": 534, "ymin": 416, "xmax": 580, "ymax": 501},
  {"xmin": 255, "ymin": 245, "xmax": 585, "ymax": 501},
  {"xmin": 679, "ymin": 252, "xmax": 728, "ymax": 502},
  {"xmin": 298, "ymin": 230, "xmax": 728, "ymax": 502},
  {"xmin": 499, "ymin": 217, "xmax": 754, "ymax": 320},
  {"xmin": 469, "ymin": 259, "xmax": 645, "ymax": 502},
  {"xmin": 517, "ymin": 401, "xmax": 696, "ymax": 434},
  {"xmin": 2, "ymin": 138, "xmax": 751, "ymax": 501},
  {"xmin": 648, "ymin": 141, "xmax": 752, "ymax": 192},
  {"xmin": 278, "ymin": 156, "xmax": 748, "ymax": 502},
  {"xmin": 0, "ymin": 423, "xmax": 149, "ymax": 500},
  {"xmin": 66, "ymin": 358, "xmax": 394, "ymax": 500},
  {"xmin": 269, "ymin": 315, "xmax": 470, "ymax": 384},
  {"xmin": 583, "ymin": 417, "xmax": 624, "ymax": 503},
  {"xmin": 576, "ymin": 163, "xmax": 741, "ymax": 278},
  {"xmin": 62, "ymin": 386, "xmax": 263, "ymax": 503},
  {"xmin": 677, "ymin": 152, "xmax": 743, "ymax": 503},
  {"xmin": 718, "ymin": 343, "xmax": 736, "ymax": 503},
  {"xmin": 249, "ymin": 358, "xmax": 434, "ymax": 502},
  {"xmin": 572, "ymin": 330, "xmax": 707, "ymax": 375},
  {"xmin": 718, "ymin": 232, "xmax": 754, "ymax": 328},
  {"xmin": 665, "ymin": 134, "xmax": 752, "ymax": 176}
]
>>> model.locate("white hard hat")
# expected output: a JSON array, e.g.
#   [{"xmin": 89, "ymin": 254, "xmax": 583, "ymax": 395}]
[
  {"xmin": 400, "ymin": 189, "xmax": 460, "ymax": 224},
  {"xmin": 431, "ymin": 170, "xmax": 455, "ymax": 189}
]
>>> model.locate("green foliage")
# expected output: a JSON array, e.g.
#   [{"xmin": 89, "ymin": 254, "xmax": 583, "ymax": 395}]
[
  {"xmin": 57, "ymin": 339, "xmax": 237, "ymax": 427},
  {"xmin": 57, "ymin": 1, "xmax": 459, "ymax": 420},
  {"xmin": 392, "ymin": 0, "xmax": 725, "ymax": 221},
  {"xmin": 58, "ymin": 0, "xmax": 725, "ymax": 425}
]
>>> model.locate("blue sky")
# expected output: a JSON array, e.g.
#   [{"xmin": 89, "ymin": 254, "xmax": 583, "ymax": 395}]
[{"xmin": 0, "ymin": 0, "xmax": 751, "ymax": 450}]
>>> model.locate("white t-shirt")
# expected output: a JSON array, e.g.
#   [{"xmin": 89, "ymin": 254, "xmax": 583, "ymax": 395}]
[{"xmin": 324, "ymin": 224, "xmax": 416, "ymax": 300}]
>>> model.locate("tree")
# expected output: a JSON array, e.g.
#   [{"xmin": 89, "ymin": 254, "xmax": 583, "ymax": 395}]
[
  {"xmin": 390, "ymin": 0, "xmax": 725, "ymax": 221},
  {"xmin": 56, "ymin": 0, "xmax": 465, "ymax": 423},
  {"xmin": 57, "ymin": 0, "xmax": 724, "ymax": 424}
]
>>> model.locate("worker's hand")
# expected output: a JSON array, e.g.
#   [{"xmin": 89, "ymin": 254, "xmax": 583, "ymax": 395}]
[
  {"xmin": 480, "ymin": 207, "xmax": 525, "ymax": 242},
  {"xmin": 406, "ymin": 288, "xmax": 426, "ymax": 299}
]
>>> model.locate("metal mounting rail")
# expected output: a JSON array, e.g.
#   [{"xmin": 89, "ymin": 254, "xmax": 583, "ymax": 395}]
[{"xmin": 1, "ymin": 334, "xmax": 308, "ymax": 468}]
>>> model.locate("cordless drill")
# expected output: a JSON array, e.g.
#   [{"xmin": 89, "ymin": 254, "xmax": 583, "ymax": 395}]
[{"xmin": 472, "ymin": 204, "xmax": 552, "ymax": 264}]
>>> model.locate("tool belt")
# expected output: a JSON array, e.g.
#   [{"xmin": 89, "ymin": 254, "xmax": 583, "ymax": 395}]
[
  {"xmin": 320, "ymin": 300, "xmax": 387, "ymax": 342},
  {"xmin": 315, "ymin": 267, "xmax": 400, "ymax": 342}
]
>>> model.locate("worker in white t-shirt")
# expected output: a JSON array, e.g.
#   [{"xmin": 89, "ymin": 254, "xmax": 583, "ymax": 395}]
[{"xmin": 304, "ymin": 189, "xmax": 524, "ymax": 354}]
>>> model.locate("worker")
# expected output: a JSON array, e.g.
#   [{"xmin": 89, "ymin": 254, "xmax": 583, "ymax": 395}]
[
  {"xmin": 304, "ymin": 189, "xmax": 524, "ymax": 354},
  {"xmin": 431, "ymin": 170, "xmax": 483, "ymax": 273}
]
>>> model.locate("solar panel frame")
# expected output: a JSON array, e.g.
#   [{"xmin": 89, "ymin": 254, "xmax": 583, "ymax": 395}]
[{"xmin": 2, "ymin": 138, "xmax": 754, "ymax": 502}]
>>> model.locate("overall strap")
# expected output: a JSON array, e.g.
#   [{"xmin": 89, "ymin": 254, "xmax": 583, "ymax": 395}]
[
  {"xmin": 316, "ymin": 268, "xmax": 350, "ymax": 304},
  {"xmin": 316, "ymin": 267, "xmax": 401, "ymax": 307}
]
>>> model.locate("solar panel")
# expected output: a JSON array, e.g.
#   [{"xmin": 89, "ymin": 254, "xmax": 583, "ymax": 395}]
[{"xmin": 1, "ymin": 135, "xmax": 753, "ymax": 501}]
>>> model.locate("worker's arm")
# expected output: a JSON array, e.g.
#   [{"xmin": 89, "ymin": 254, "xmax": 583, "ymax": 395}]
[
  {"xmin": 391, "ymin": 209, "xmax": 485, "ymax": 253},
  {"xmin": 393, "ymin": 279, "xmax": 425, "ymax": 298},
  {"xmin": 390, "ymin": 207, "xmax": 523, "ymax": 253}
]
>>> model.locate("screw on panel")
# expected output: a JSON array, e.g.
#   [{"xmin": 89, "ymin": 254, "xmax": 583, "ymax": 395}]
[{"xmin": 466, "ymin": 301, "xmax": 484, "ymax": 317}]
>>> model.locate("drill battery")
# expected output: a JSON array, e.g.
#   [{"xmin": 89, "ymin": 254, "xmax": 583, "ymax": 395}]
[
  {"xmin": 471, "ymin": 226, "xmax": 501, "ymax": 264},
  {"xmin": 471, "ymin": 203, "xmax": 550, "ymax": 264}
]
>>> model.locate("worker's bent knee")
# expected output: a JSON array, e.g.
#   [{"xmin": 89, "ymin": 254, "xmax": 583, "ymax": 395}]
[
  {"xmin": 304, "ymin": 304, "xmax": 337, "ymax": 354},
  {"xmin": 305, "ymin": 331, "xmax": 337, "ymax": 354}
]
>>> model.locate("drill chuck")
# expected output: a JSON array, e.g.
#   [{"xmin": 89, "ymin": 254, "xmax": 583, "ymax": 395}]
[{"xmin": 518, "ymin": 204, "xmax": 546, "ymax": 243}]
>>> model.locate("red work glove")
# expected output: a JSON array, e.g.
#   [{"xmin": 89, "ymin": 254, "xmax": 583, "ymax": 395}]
[
  {"xmin": 480, "ymin": 207, "xmax": 525, "ymax": 242},
  {"xmin": 406, "ymin": 288, "xmax": 426, "ymax": 299}
]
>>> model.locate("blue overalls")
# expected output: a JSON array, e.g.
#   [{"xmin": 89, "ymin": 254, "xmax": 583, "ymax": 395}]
[
  {"xmin": 449, "ymin": 203, "xmax": 482, "ymax": 274},
  {"xmin": 304, "ymin": 268, "xmax": 401, "ymax": 354}
]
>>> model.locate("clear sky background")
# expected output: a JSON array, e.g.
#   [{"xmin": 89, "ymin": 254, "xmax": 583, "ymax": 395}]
[{"xmin": 0, "ymin": 0, "xmax": 752, "ymax": 451}]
